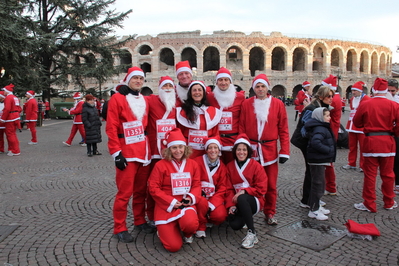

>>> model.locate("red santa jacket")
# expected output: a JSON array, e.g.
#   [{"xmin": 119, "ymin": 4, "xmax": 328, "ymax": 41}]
[
  {"xmin": 69, "ymin": 100, "xmax": 84, "ymax": 124},
  {"xmin": 207, "ymin": 91, "xmax": 245, "ymax": 151},
  {"xmin": 1, "ymin": 93, "xmax": 21, "ymax": 122},
  {"xmin": 0, "ymin": 102, "xmax": 5, "ymax": 129},
  {"xmin": 353, "ymin": 96, "xmax": 399, "ymax": 156},
  {"xmin": 148, "ymin": 158, "xmax": 201, "ymax": 225},
  {"xmin": 225, "ymin": 159, "xmax": 267, "ymax": 212},
  {"xmin": 239, "ymin": 96, "xmax": 290, "ymax": 166},
  {"xmin": 105, "ymin": 92, "xmax": 150, "ymax": 163},
  {"xmin": 330, "ymin": 93, "xmax": 342, "ymax": 139},
  {"xmin": 24, "ymin": 98, "xmax": 38, "ymax": 121},
  {"xmin": 295, "ymin": 89, "xmax": 309, "ymax": 113},
  {"xmin": 146, "ymin": 94, "xmax": 176, "ymax": 159},
  {"xmin": 194, "ymin": 155, "xmax": 227, "ymax": 211},
  {"xmin": 345, "ymin": 94, "xmax": 370, "ymax": 133}
]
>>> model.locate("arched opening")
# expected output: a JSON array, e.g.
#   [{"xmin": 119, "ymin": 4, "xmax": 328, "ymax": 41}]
[
  {"xmin": 379, "ymin": 53, "xmax": 386, "ymax": 74},
  {"xmin": 292, "ymin": 48, "xmax": 306, "ymax": 72},
  {"xmin": 141, "ymin": 87, "xmax": 153, "ymax": 96},
  {"xmin": 346, "ymin": 50, "xmax": 356, "ymax": 72},
  {"xmin": 120, "ymin": 50, "xmax": 132, "ymax": 72},
  {"xmin": 331, "ymin": 48, "xmax": 340, "ymax": 69},
  {"xmin": 312, "ymin": 44, "xmax": 325, "ymax": 71},
  {"xmin": 139, "ymin": 45, "xmax": 152, "ymax": 55},
  {"xmin": 271, "ymin": 85, "xmax": 286, "ymax": 98},
  {"xmin": 159, "ymin": 48, "xmax": 175, "ymax": 70},
  {"xmin": 292, "ymin": 84, "xmax": 303, "ymax": 99},
  {"xmin": 271, "ymin": 47, "xmax": 285, "ymax": 71},
  {"xmin": 370, "ymin": 52, "xmax": 378, "ymax": 75},
  {"xmin": 85, "ymin": 53, "xmax": 96, "ymax": 69},
  {"xmin": 140, "ymin": 62, "xmax": 151, "ymax": 74},
  {"xmin": 181, "ymin": 47, "xmax": 197, "ymax": 68},
  {"xmin": 359, "ymin": 51, "xmax": 369, "ymax": 73},
  {"xmin": 226, "ymin": 46, "xmax": 243, "ymax": 70},
  {"xmin": 249, "ymin": 47, "xmax": 264, "ymax": 77},
  {"xmin": 203, "ymin": 46, "xmax": 220, "ymax": 72}
]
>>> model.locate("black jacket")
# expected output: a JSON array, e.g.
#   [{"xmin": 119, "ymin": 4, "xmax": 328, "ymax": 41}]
[
  {"xmin": 304, "ymin": 118, "xmax": 336, "ymax": 163},
  {"xmin": 82, "ymin": 102, "xmax": 102, "ymax": 144}
]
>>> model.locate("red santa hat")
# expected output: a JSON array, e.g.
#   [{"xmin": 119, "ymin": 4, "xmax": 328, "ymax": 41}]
[
  {"xmin": 204, "ymin": 137, "xmax": 222, "ymax": 151},
  {"xmin": 252, "ymin": 74, "xmax": 270, "ymax": 90},
  {"xmin": 351, "ymin": 81, "xmax": 365, "ymax": 92},
  {"xmin": 123, "ymin": 66, "xmax": 145, "ymax": 85},
  {"xmin": 302, "ymin": 81, "xmax": 311, "ymax": 88},
  {"xmin": 175, "ymin": 61, "xmax": 193, "ymax": 76},
  {"xmin": 371, "ymin": 77, "xmax": 388, "ymax": 94},
  {"xmin": 0, "ymin": 91, "xmax": 5, "ymax": 98},
  {"xmin": 234, "ymin": 133, "xmax": 251, "ymax": 147},
  {"xmin": 188, "ymin": 80, "xmax": 207, "ymax": 91},
  {"xmin": 2, "ymin": 84, "xmax": 14, "ymax": 93},
  {"xmin": 163, "ymin": 128, "xmax": 187, "ymax": 148},
  {"xmin": 26, "ymin": 90, "xmax": 35, "ymax": 97},
  {"xmin": 321, "ymin": 75, "xmax": 337, "ymax": 91},
  {"xmin": 158, "ymin": 76, "xmax": 175, "ymax": 90},
  {"xmin": 216, "ymin": 67, "xmax": 233, "ymax": 83},
  {"xmin": 344, "ymin": 219, "xmax": 380, "ymax": 236},
  {"xmin": 73, "ymin": 92, "xmax": 82, "ymax": 99}
]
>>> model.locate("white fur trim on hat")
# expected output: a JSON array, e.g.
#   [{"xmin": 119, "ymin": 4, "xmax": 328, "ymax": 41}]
[
  {"xmin": 167, "ymin": 140, "xmax": 186, "ymax": 148},
  {"xmin": 176, "ymin": 67, "xmax": 193, "ymax": 76},
  {"xmin": 125, "ymin": 70, "xmax": 145, "ymax": 84},
  {"xmin": 159, "ymin": 80, "xmax": 175, "ymax": 90},
  {"xmin": 351, "ymin": 87, "xmax": 363, "ymax": 92},
  {"xmin": 0, "ymin": 94, "xmax": 5, "ymax": 98},
  {"xmin": 26, "ymin": 92, "xmax": 34, "ymax": 97},
  {"xmin": 321, "ymin": 81, "xmax": 337, "ymax": 91},
  {"xmin": 216, "ymin": 73, "xmax": 232, "ymax": 83},
  {"xmin": 234, "ymin": 137, "xmax": 251, "ymax": 147},
  {"xmin": 372, "ymin": 87, "xmax": 388, "ymax": 94},
  {"xmin": 253, "ymin": 79, "xmax": 269, "ymax": 89},
  {"xmin": 205, "ymin": 139, "xmax": 221, "ymax": 151}
]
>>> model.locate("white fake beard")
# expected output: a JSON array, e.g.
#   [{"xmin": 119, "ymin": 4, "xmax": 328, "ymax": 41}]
[
  {"xmin": 159, "ymin": 88, "xmax": 176, "ymax": 112},
  {"xmin": 126, "ymin": 93, "xmax": 146, "ymax": 121},
  {"xmin": 254, "ymin": 97, "xmax": 271, "ymax": 123},
  {"xmin": 213, "ymin": 84, "xmax": 236, "ymax": 109},
  {"xmin": 176, "ymin": 84, "xmax": 188, "ymax": 101},
  {"xmin": 352, "ymin": 96, "xmax": 360, "ymax": 109}
]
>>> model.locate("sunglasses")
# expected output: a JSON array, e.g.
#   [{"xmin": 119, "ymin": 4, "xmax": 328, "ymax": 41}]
[
  {"xmin": 326, "ymin": 95, "xmax": 333, "ymax": 98},
  {"xmin": 388, "ymin": 90, "xmax": 397, "ymax": 92}
]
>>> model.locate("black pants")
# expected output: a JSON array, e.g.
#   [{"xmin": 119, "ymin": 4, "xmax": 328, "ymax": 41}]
[
  {"xmin": 308, "ymin": 165, "xmax": 326, "ymax": 211},
  {"xmin": 228, "ymin": 194, "xmax": 257, "ymax": 233},
  {"xmin": 299, "ymin": 146, "xmax": 312, "ymax": 205},
  {"xmin": 87, "ymin": 143, "xmax": 97, "ymax": 154}
]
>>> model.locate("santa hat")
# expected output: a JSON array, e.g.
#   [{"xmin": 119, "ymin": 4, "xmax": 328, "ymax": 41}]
[
  {"xmin": 175, "ymin": 61, "xmax": 192, "ymax": 76},
  {"xmin": 204, "ymin": 137, "xmax": 222, "ymax": 151},
  {"xmin": 351, "ymin": 81, "xmax": 365, "ymax": 92},
  {"xmin": 26, "ymin": 90, "xmax": 35, "ymax": 97},
  {"xmin": 73, "ymin": 92, "xmax": 82, "ymax": 99},
  {"xmin": 163, "ymin": 128, "xmax": 186, "ymax": 148},
  {"xmin": 321, "ymin": 75, "xmax": 337, "ymax": 91},
  {"xmin": 252, "ymin": 74, "xmax": 270, "ymax": 90},
  {"xmin": 234, "ymin": 133, "xmax": 251, "ymax": 147},
  {"xmin": 0, "ymin": 91, "xmax": 5, "ymax": 98},
  {"xmin": 158, "ymin": 76, "xmax": 175, "ymax": 90},
  {"xmin": 123, "ymin": 66, "xmax": 145, "ymax": 85},
  {"xmin": 344, "ymin": 219, "xmax": 380, "ymax": 236},
  {"xmin": 302, "ymin": 81, "xmax": 311, "ymax": 88},
  {"xmin": 216, "ymin": 67, "xmax": 233, "ymax": 83},
  {"xmin": 188, "ymin": 80, "xmax": 207, "ymax": 91},
  {"xmin": 2, "ymin": 84, "xmax": 14, "ymax": 93},
  {"xmin": 371, "ymin": 78, "xmax": 388, "ymax": 94}
]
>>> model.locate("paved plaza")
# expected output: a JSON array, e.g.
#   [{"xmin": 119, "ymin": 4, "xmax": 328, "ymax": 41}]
[{"xmin": 0, "ymin": 105, "xmax": 398, "ymax": 266}]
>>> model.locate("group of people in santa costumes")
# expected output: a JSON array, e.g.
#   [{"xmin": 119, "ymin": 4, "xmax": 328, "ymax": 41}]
[{"xmin": 62, "ymin": 92, "xmax": 86, "ymax": 147}]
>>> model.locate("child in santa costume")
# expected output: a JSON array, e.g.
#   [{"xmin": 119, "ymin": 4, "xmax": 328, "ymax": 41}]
[
  {"xmin": 62, "ymin": 92, "xmax": 86, "ymax": 147},
  {"xmin": 24, "ymin": 90, "xmax": 38, "ymax": 145},
  {"xmin": 148, "ymin": 128, "xmax": 201, "ymax": 252}
]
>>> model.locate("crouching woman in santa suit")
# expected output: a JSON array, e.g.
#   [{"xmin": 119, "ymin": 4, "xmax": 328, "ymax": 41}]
[
  {"xmin": 148, "ymin": 128, "xmax": 201, "ymax": 252},
  {"xmin": 225, "ymin": 134, "xmax": 267, "ymax": 249}
]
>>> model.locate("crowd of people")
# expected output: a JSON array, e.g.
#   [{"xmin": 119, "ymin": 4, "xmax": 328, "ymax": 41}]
[{"xmin": 1, "ymin": 61, "xmax": 398, "ymax": 251}]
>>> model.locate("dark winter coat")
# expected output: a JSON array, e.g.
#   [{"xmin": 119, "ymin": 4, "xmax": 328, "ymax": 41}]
[
  {"xmin": 304, "ymin": 118, "xmax": 336, "ymax": 163},
  {"xmin": 82, "ymin": 102, "xmax": 102, "ymax": 144}
]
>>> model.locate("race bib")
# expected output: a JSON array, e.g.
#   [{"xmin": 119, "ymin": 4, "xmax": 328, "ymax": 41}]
[
  {"xmin": 188, "ymin": 130, "xmax": 207, "ymax": 150},
  {"xmin": 349, "ymin": 109, "xmax": 356, "ymax": 121},
  {"xmin": 171, "ymin": 172, "xmax": 191, "ymax": 195},
  {"xmin": 218, "ymin": 111, "xmax": 233, "ymax": 131},
  {"xmin": 14, "ymin": 98, "xmax": 20, "ymax": 106},
  {"xmin": 201, "ymin": 181, "xmax": 216, "ymax": 198},
  {"xmin": 233, "ymin": 182, "xmax": 249, "ymax": 194},
  {"xmin": 156, "ymin": 119, "xmax": 176, "ymax": 139},
  {"xmin": 122, "ymin": 121, "xmax": 145, "ymax": 145}
]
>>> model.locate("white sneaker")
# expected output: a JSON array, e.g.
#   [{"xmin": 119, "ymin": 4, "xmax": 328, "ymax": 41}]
[
  {"xmin": 358, "ymin": 168, "xmax": 363, "ymax": 172},
  {"xmin": 385, "ymin": 201, "xmax": 398, "ymax": 210},
  {"xmin": 394, "ymin": 186, "xmax": 399, "ymax": 195},
  {"xmin": 241, "ymin": 230, "xmax": 258, "ymax": 249},
  {"xmin": 308, "ymin": 210, "xmax": 328, "ymax": 220},
  {"xmin": 354, "ymin": 202, "xmax": 371, "ymax": 212},
  {"xmin": 195, "ymin": 231, "xmax": 206, "ymax": 238},
  {"xmin": 319, "ymin": 206, "xmax": 330, "ymax": 215},
  {"xmin": 7, "ymin": 151, "xmax": 20, "ymax": 156},
  {"xmin": 80, "ymin": 143, "xmax": 87, "ymax": 147},
  {"xmin": 183, "ymin": 236, "xmax": 194, "ymax": 244},
  {"xmin": 319, "ymin": 200, "xmax": 326, "ymax": 207},
  {"xmin": 63, "ymin": 141, "xmax": 71, "ymax": 147},
  {"xmin": 206, "ymin": 223, "xmax": 213, "ymax": 228},
  {"xmin": 324, "ymin": 190, "xmax": 337, "ymax": 196},
  {"xmin": 341, "ymin": 165, "xmax": 356, "ymax": 170},
  {"xmin": 28, "ymin": 141, "xmax": 38, "ymax": 145}
]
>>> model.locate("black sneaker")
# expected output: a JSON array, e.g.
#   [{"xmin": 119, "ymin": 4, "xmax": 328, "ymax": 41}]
[
  {"xmin": 116, "ymin": 231, "xmax": 133, "ymax": 243},
  {"xmin": 136, "ymin": 222, "xmax": 156, "ymax": 234}
]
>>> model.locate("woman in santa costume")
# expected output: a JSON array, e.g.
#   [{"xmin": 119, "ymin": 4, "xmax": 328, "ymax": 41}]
[
  {"xmin": 176, "ymin": 80, "xmax": 222, "ymax": 159},
  {"xmin": 193, "ymin": 137, "xmax": 227, "ymax": 238},
  {"xmin": 207, "ymin": 67, "xmax": 245, "ymax": 164},
  {"xmin": 62, "ymin": 92, "xmax": 86, "ymax": 147},
  {"xmin": 24, "ymin": 90, "xmax": 38, "ymax": 145},
  {"xmin": 225, "ymin": 133, "xmax": 267, "ymax": 249},
  {"xmin": 148, "ymin": 128, "xmax": 201, "ymax": 252}
]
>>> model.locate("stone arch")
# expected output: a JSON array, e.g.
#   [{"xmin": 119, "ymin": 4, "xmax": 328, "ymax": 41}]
[
  {"xmin": 181, "ymin": 47, "xmax": 198, "ymax": 68},
  {"xmin": 311, "ymin": 42, "xmax": 328, "ymax": 71},
  {"xmin": 271, "ymin": 46, "xmax": 286, "ymax": 71},
  {"xmin": 292, "ymin": 47, "xmax": 307, "ymax": 72},
  {"xmin": 159, "ymin": 47, "xmax": 175, "ymax": 70},
  {"xmin": 138, "ymin": 44, "xmax": 152, "ymax": 55},
  {"xmin": 370, "ymin": 51, "xmax": 378, "ymax": 75},
  {"xmin": 249, "ymin": 45, "xmax": 266, "ymax": 76},
  {"xmin": 203, "ymin": 46, "xmax": 220, "ymax": 72},
  {"xmin": 140, "ymin": 62, "xmax": 151, "ymax": 74},
  {"xmin": 330, "ymin": 46, "xmax": 344, "ymax": 70},
  {"xmin": 119, "ymin": 49, "xmax": 132, "ymax": 72},
  {"xmin": 226, "ymin": 44, "xmax": 245, "ymax": 70},
  {"xmin": 85, "ymin": 53, "xmax": 96, "ymax": 69},
  {"xmin": 346, "ymin": 49, "xmax": 357, "ymax": 72},
  {"xmin": 271, "ymin": 84, "xmax": 286, "ymax": 97},
  {"xmin": 379, "ymin": 52, "xmax": 386, "ymax": 74},
  {"xmin": 359, "ymin": 50, "xmax": 369, "ymax": 73},
  {"xmin": 141, "ymin": 87, "xmax": 153, "ymax": 96},
  {"xmin": 292, "ymin": 84, "xmax": 303, "ymax": 99}
]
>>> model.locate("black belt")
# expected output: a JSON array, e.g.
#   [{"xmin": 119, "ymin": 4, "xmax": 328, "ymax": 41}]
[
  {"xmin": 250, "ymin": 138, "xmax": 277, "ymax": 144},
  {"xmin": 118, "ymin": 131, "xmax": 148, "ymax": 138},
  {"xmin": 220, "ymin": 133, "xmax": 238, "ymax": 138},
  {"xmin": 10, "ymin": 111, "xmax": 19, "ymax": 113},
  {"xmin": 365, "ymin": 132, "xmax": 393, "ymax": 137}
]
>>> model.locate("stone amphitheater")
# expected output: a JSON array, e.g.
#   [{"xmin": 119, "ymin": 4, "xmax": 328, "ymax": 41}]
[{"xmin": 81, "ymin": 30, "xmax": 393, "ymax": 98}]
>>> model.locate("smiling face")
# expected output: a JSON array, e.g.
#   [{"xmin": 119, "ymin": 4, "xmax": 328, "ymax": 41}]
[
  {"xmin": 235, "ymin": 143, "xmax": 248, "ymax": 162},
  {"xmin": 190, "ymin": 84, "xmax": 204, "ymax": 104},
  {"xmin": 128, "ymin": 75, "xmax": 144, "ymax": 91},
  {"xmin": 206, "ymin": 143, "xmax": 220, "ymax": 162},
  {"xmin": 161, "ymin": 83, "xmax": 174, "ymax": 92},
  {"xmin": 177, "ymin": 71, "xmax": 192, "ymax": 87},
  {"xmin": 170, "ymin": 144, "xmax": 185, "ymax": 161},
  {"xmin": 216, "ymin": 77, "xmax": 231, "ymax": 91}
]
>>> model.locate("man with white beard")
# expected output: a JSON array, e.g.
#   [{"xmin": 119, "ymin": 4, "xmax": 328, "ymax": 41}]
[
  {"xmin": 239, "ymin": 74, "xmax": 290, "ymax": 225},
  {"xmin": 175, "ymin": 61, "xmax": 193, "ymax": 106},
  {"xmin": 207, "ymin": 67, "xmax": 245, "ymax": 164},
  {"xmin": 106, "ymin": 66, "xmax": 152, "ymax": 243}
]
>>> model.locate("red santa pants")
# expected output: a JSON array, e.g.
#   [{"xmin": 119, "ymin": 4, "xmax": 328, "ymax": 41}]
[
  {"xmin": 325, "ymin": 164, "xmax": 336, "ymax": 193},
  {"xmin": 113, "ymin": 161, "xmax": 141, "ymax": 234},
  {"xmin": 0, "ymin": 128, "xmax": 5, "ymax": 152},
  {"xmin": 347, "ymin": 132, "xmax": 365, "ymax": 168},
  {"xmin": 362, "ymin": 156, "xmax": 395, "ymax": 212},
  {"xmin": 263, "ymin": 162, "xmax": 277, "ymax": 216},
  {"xmin": 132, "ymin": 164, "xmax": 152, "ymax": 225},
  {"xmin": 65, "ymin": 123, "xmax": 85, "ymax": 145},
  {"xmin": 26, "ymin": 121, "xmax": 37, "ymax": 143},
  {"xmin": 196, "ymin": 196, "xmax": 227, "ymax": 231},
  {"xmin": 5, "ymin": 121, "xmax": 20, "ymax": 154},
  {"xmin": 157, "ymin": 208, "xmax": 198, "ymax": 252}
]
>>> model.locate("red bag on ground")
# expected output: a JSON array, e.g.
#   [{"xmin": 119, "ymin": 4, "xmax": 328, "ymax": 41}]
[{"xmin": 344, "ymin": 219, "xmax": 380, "ymax": 236}]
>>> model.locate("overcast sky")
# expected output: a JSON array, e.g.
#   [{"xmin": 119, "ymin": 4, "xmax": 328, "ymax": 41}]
[{"xmin": 111, "ymin": 0, "xmax": 399, "ymax": 63}]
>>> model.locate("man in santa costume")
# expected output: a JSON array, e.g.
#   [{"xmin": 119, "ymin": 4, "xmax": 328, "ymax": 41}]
[
  {"xmin": 106, "ymin": 66, "xmax": 152, "ymax": 243},
  {"xmin": 207, "ymin": 67, "xmax": 245, "ymax": 164},
  {"xmin": 294, "ymin": 81, "xmax": 311, "ymax": 120},
  {"xmin": 62, "ymin": 92, "xmax": 86, "ymax": 147},
  {"xmin": 175, "ymin": 61, "xmax": 193, "ymax": 106},
  {"xmin": 342, "ymin": 81, "xmax": 370, "ymax": 172},
  {"xmin": 353, "ymin": 77, "xmax": 399, "ymax": 212},
  {"xmin": 0, "ymin": 91, "xmax": 6, "ymax": 153},
  {"xmin": 321, "ymin": 75, "xmax": 340, "ymax": 195},
  {"xmin": 24, "ymin": 90, "xmax": 39, "ymax": 145},
  {"xmin": 1, "ymin": 84, "xmax": 22, "ymax": 156},
  {"xmin": 239, "ymin": 74, "xmax": 290, "ymax": 225}
]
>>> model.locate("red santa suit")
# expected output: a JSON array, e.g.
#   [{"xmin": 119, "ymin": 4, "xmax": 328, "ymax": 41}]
[
  {"xmin": 64, "ymin": 96, "xmax": 86, "ymax": 145},
  {"xmin": 0, "ymin": 93, "xmax": 5, "ymax": 153},
  {"xmin": 148, "ymin": 158, "xmax": 201, "ymax": 252},
  {"xmin": 24, "ymin": 92, "xmax": 38, "ymax": 143},
  {"xmin": 353, "ymin": 79, "xmax": 399, "ymax": 212},
  {"xmin": 194, "ymin": 154, "xmax": 227, "ymax": 231},
  {"xmin": 295, "ymin": 89, "xmax": 310, "ymax": 115}
]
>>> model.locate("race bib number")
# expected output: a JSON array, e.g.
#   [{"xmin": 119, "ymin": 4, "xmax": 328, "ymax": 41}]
[
  {"xmin": 14, "ymin": 98, "xmax": 20, "ymax": 106},
  {"xmin": 349, "ymin": 109, "xmax": 357, "ymax": 121},
  {"xmin": 122, "ymin": 121, "xmax": 145, "ymax": 145},
  {"xmin": 201, "ymin": 181, "xmax": 216, "ymax": 198},
  {"xmin": 171, "ymin": 172, "xmax": 191, "ymax": 195},
  {"xmin": 156, "ymin": 119, "xmax": 176, "ymax": 139},
  {"xmin": 233, "ymin": 182, "xmax": 249, "ymax": 194},
  {"xmin": 188, "ymin": 130, "xmax": 207, "ymax": 150},
  {"xmin": 218, "ymin": 112, "xmax": 233, "ymax": 131},
  {"xmin": 251, "ymin": 144, "xmax": 259, "ymax": 160}
]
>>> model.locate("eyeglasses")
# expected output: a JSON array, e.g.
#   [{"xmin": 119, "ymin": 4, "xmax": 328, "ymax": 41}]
[
  {"xmin": 388, "ymin": 90, "xmax": 397, "ymax": 92},
  {"xmin": 326, "ymin": 95, "xmax": 333, "ymax": 98}
]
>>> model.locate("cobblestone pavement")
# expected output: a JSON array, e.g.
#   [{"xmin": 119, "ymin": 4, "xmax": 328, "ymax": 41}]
[{"xmin": 0, "ymin": 106, "xmax": 398, "ymax": 266}]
